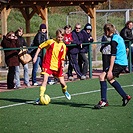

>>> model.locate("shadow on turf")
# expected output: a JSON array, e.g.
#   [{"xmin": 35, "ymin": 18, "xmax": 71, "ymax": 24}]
[
  {"xmin": 50, "ymin": 100, "xmax": 122, "ymax": 109},
  {"xmin": 51, "ymin": 100, "xmax": 95, "ymax": 109},
  {"xmin": 0, "ymin": 98, "xmax": 32, "ymax": 103}
]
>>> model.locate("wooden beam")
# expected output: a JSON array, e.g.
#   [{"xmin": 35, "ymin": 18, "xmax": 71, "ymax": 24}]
[
  {"xmin": 1, "ymin": 6, "xmax": 11, "ymax": 36},
  {"xmin": 35, "ymin": 6, "xmax": 48, "ymax": 37},
  {"xmin": 0, "ymin": 6, "xmax": 11, "ymax": 66}
]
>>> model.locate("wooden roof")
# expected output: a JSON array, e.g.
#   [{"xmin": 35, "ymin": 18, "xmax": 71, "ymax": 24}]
[{"xmin": 0, "ymin": 0, "xmax": 107, "ymax": 8}]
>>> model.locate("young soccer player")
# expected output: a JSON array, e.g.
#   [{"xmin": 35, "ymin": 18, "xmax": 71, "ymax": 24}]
[
  {"xmin": 33, "ymin": 28, "xmax": 71, "ymax": 104},
  {"xmin": 94, "ymin": 23, "xmax": 131, "ymax": 109}
]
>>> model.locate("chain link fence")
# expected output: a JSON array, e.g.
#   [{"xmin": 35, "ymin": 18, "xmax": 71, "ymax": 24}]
[{"xmin": 67, "ymin": 9, "xmax": 133, "ymax": 63}]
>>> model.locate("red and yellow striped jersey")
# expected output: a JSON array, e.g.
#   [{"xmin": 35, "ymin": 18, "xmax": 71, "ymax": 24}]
[{"xmin": 39, "ymin": 39, "xmax": 66, "ymax": 71}]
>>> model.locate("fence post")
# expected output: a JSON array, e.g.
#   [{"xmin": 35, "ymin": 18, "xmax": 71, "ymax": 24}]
[{"xmin": 88, "ymin": 43, "xmax": 92, "ymax": 78}]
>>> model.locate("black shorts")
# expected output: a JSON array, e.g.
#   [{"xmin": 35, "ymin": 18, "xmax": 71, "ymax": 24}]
[{"xmin": 105, "ymin": 63, "xmax": 127, "ymax": 78}]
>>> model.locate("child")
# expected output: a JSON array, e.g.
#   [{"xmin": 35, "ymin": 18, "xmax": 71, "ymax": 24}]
[
  {"xmin": 64, "ymin": 25, "xmax": 74, "ymax": 81},
  {"xmin": 94, "ymin": 23, "xmax": 131, "ymax": 109},
  {"xmin": 33, "ymin": 29, "xmax": 71, "ymax": 104}
]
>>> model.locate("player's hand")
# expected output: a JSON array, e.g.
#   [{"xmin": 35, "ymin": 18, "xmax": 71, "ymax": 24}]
[
  {"xmin": 107, "ymin": 71, "xmax": 113, "ymax": 80},
  {"xmin": 80, "ymin": 44, "xmax": 82, "ymax": 48}
]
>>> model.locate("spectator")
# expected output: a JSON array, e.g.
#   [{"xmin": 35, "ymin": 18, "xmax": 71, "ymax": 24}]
[
  {"xmin": 79, "ymin": 23, "xmax": 94, "ymax": 77},
  {"xmin": 120, "ymin": 21, "xmax": 133, "ymax": 72},
  {"xmin": 34, "ymin": 28, "xmax": 71, "ymax": 104},
  {"xmin": 1, "ymin": 31, "xmax": 20, "ymax": 89},
  {"xmin": 30, "ymin": 24, "xmax": 48, "ymax": 86},
  {"xmin": 14, "ymin": 27, "xmax": 30, "ymax": 89},
  {"xmin": 120, "ymin": 20, "xmax": 133, "ymax": 47},
  {"xmin": 100, "ymin": 33, "xmax": 111, "ymax": 71},
  {"xmin": 64, "ymin": 25, "xmax": 74, "ymax": 81},
  {"xmin": 94, "ymin": 23, "xmax": 131, "ymax": 109},
  {"xmin": 69, "ymin": 23, "xmax": 86, "ymax": 80}
]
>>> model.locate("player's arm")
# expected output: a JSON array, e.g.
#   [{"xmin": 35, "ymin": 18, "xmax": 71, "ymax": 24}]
[
  {"xmin": 33, "ymin": 40, "xmax": 49, "ymax": 63},
  {"xmin": 33, "ymin": 47, "xmax": 41, "ymax": 63},
  {"xmin": 108, "ymin": 40, "xmax": 117, "ymax": 78}
]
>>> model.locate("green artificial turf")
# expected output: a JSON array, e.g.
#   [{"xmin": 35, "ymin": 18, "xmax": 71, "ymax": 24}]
[{"xmin": 0, "ymin": 73, "xmax": 133, "ymax": 133}]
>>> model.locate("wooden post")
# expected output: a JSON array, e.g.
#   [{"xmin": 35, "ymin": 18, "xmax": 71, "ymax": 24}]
[
  {"xmin": 80, "ymin": 5, "xmax": 97, "ymax": 61},
  {"xmin": 91, "ymin": 7, "xmax": 97, "ymax": 61},
  {"xmin": 0, "ymin": 7, "xmax": 11, "ymax": 67}
]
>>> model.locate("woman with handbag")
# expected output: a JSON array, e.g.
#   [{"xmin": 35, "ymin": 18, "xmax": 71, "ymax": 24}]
[
  {"xmin": 1, "ymin": 31, "xmax": 20, "ymax": 89},
  {"xmin": 14, "ymin": 27, "xmax": 31, "ymax": 89}
]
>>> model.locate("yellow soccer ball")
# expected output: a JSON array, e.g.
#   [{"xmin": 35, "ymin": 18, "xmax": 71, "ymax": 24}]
[{"xmin": 40, "ymin": 94, "xmax": 51, "ymax": 105}]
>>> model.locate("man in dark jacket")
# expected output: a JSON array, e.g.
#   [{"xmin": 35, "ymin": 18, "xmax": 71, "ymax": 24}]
[
  {"xmin": 120, "ymin": 20, "xmax": 133, "ymax": 71},
  {"xmin": 79, "ymin": 23, "xmax": 94, "ymax": 77},
  {"xmin": 120, "ymin": 21, "xmax": 133, "ymax": 43},
  {"xmin": 68, "ymin": 23, "xmax": 86, "ymax": 80}
]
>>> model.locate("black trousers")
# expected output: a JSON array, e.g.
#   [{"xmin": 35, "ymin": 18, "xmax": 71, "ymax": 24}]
[
  {"xmin": 78, "ymin": 53, "xmax": 89, "ymax": 76},
  {"xmin": 68, "ymin": 54, "xmax": 83, "ymax": 78},
  {"xmin": 7, "ymin": 66, "xmax": 15, "ymax": 89},
  {"xmin": 102, "ymin": 54, "xmax": 111, "ymax": 71}
]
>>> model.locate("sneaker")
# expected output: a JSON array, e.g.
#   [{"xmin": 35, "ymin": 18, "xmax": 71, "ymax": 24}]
[
  {"xmin": 94, "ymin": 101, "xmax": 109, "ymax": 109},
  {"xmin": 80, "ymin": 75, "xmax": 86, "ymax": 80},
  {"xmin": 122, "ymin": 95, "xmax": 132, "ymax": 106},
  {"xmin": 14, "ymin": 86, "xmax": 22, "ymax": 89},
  {"xmin": 35, "ymin": 98, "xmax": 40, "ymax": 105},
  {"xmin": 48, "ymin": 81, "xmax": 56, "ymax": 85},
  {"xmin": 63, "ymin": 91, "xmax": 71, "ymax": 100},
  {"xmin": 25, "ymin": 83, "xmax": 31, "ymax": 87},
  {"xmin": 33, "ymin": 83, "xmax": 39, "ymax": 86},
  {"xmin": 68, "ymin": 76, "xmax": 74, "ymax": 81}
]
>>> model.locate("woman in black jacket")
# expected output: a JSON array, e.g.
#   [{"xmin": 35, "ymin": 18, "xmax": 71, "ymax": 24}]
[{"xmin": 31, "ymin": 24, "xmax": 48, "ymax": 86}]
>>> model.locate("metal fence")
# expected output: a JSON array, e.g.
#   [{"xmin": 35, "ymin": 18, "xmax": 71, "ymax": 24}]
[{"xmin": 0, "ymin": 41, "xmax": 132, "ymax": 78}]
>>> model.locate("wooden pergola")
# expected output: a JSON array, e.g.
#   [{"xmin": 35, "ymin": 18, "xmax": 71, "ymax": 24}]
[
  {"xmin": 0, "ymin": 0, "xmax": 107, "ymax": 66},
  {"xmin": 0, "ymin": 0, "xmax": 107, "ymax": 42}
]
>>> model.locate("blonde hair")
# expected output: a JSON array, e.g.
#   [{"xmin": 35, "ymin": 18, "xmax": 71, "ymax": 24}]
[{"xmin": 56, "ymin": 28, "xmax": 65, "ymax": 36}]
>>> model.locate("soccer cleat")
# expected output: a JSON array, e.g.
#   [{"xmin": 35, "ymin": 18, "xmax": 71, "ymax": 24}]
[
  {"xmin": 63, "ymin": 91, "xmax": 71, "ymax": 100},
  {"xmin": 35, "ymin": 98, "xmax": 40, "ymax": 105},
  {"xmin": 122, "ymin": 95, "xmax": 132, "ymax": 106},
  {"xmin": 94, "ymin": 100, "xmax": 109, "ymax": 109}
]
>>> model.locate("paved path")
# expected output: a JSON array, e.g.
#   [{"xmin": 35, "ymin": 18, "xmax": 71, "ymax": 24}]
[{"xmin": 0, "ymin": 66, "xmax": 102, "ymax": 92}]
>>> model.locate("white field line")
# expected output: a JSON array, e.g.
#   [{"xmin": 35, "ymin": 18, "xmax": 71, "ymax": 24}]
[{"xmin": 0, "ymin": 84, "xmax": 133, "ymax": 109}]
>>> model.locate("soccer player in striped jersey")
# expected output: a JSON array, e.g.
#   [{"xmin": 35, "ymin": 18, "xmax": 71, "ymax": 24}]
[{"xmin": 33, "ymin": 28, "xmax": 71, "ymax": 104}]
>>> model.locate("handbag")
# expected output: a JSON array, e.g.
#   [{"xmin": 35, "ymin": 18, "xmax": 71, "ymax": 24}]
[{"xmin": 18, "ymin": 48, "xmax": 32, "ymax": 65}]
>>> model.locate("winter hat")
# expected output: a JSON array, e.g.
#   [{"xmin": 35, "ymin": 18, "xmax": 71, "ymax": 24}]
[
  {"xmin": 40, "ymin": 24, "xmax": 46, "ymax": 30},
  {"xmin": 84, "ymin": 23, "xmax": 92, "ymax": 31}
]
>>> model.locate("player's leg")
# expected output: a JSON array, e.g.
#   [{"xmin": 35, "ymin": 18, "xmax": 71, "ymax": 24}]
[
  {"xmin": 40, "ymin": 74, "xmax": 49, "ymax": 96},
  {"xmin": 107, "ymin": 64, "xmax": 131, "ymax": 106},
  {"xmin": 35, "ymin": 72, "xmax": 49, "ymax": 104},
  {"xmin": 94, "ymin": 72, "xmax": 109, "ymax": 109},
  {"xmin": 59, "ymin": 76, "xmax": 71, "ymax": 100}
]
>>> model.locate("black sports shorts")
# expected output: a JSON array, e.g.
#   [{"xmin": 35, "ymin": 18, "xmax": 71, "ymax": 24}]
[{"xmin": 105, "ymin": 63, "xmax": 127, "ymax": 78}]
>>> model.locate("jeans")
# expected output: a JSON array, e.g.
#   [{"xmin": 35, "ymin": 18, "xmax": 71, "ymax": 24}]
[
  {"xmin": 78, "ymin": 53, "xmax": 89, "ymax": 76},
  {"xmin": 32, "ymin": 56, "xmax": 42, "ymax": 84},
  {"xmin": 15, "ymin": 64, "xmax": 30, "ymax": 87}
]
